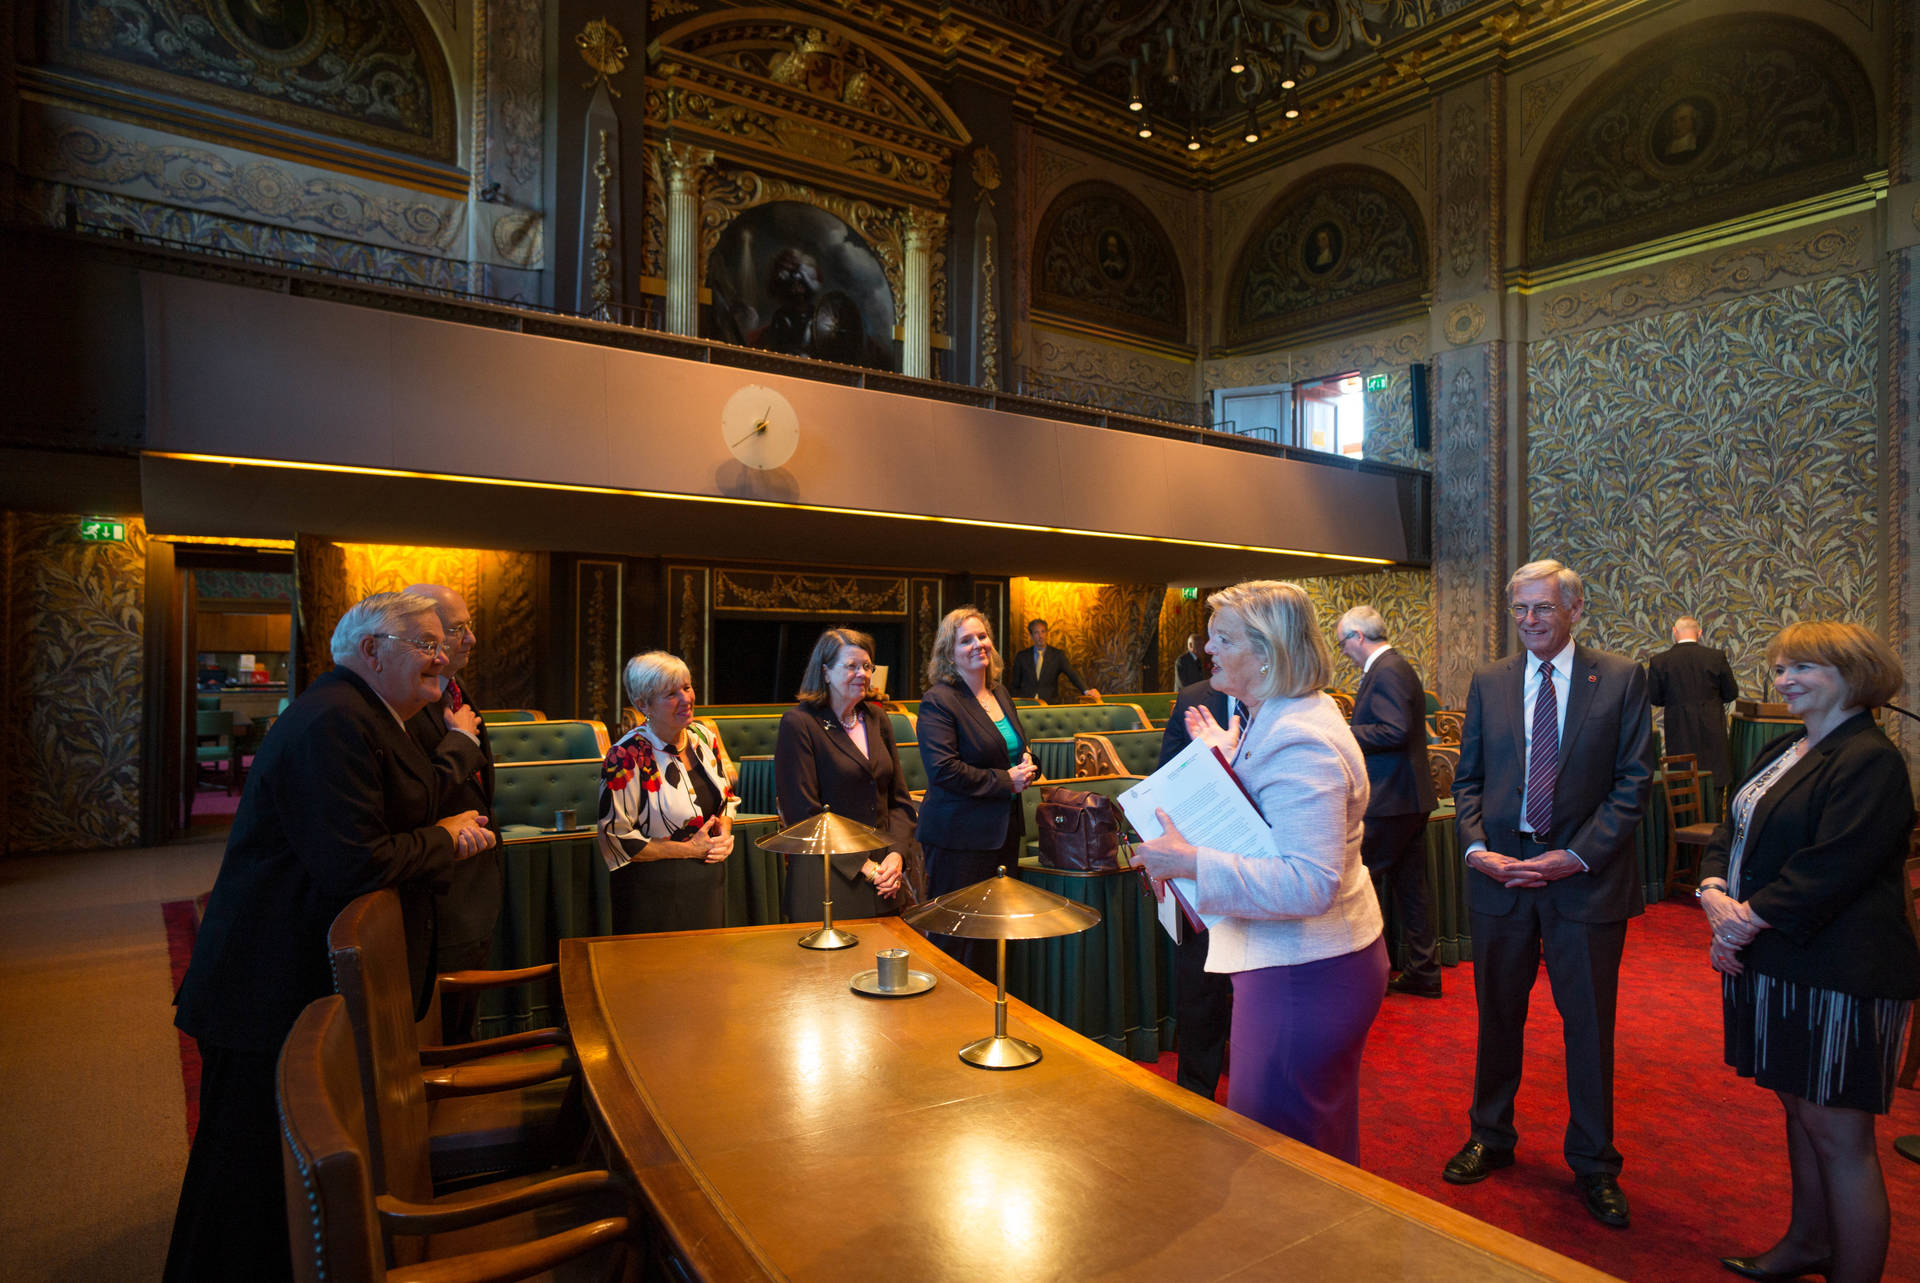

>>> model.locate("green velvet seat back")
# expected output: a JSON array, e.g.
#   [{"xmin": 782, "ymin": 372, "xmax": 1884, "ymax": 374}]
[
  {"xmin": 493, "ymin": 760, "xmax": 603, "ymax": 838},
  {"xmin": 489, "ymin": 720, "xmax": 610, "ymax": 764}
]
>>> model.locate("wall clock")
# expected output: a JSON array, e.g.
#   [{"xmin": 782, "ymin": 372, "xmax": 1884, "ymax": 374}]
[{"xmin": 720, "ymin": 384, "xmax": 800, "ymax": 471}]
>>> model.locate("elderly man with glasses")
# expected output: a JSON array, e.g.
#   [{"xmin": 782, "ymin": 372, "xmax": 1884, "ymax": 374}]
[
  {"xmin": 166, "ymin": 590, "xmax": 494, "ymax": 1283},
  {"xmin": 1441, "ymin": 560, "xmax": 1652, "ymax": 1231}
]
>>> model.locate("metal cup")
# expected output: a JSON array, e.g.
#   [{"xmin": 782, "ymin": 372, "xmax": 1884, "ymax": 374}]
[
  {"xmin": 554, "ymin": 807, "xmax": 577, "ymax": 832},
  {"xmin": 876, "ymin": 948, "xmax": 910, "ymax": 992}
]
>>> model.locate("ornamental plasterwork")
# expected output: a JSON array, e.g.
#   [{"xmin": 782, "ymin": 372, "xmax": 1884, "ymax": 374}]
[
  {"xmin": 1032, "ymin": 142, "xmax": 1088, "ymax": 198},
  {"xmin": 698, "ymin": 164, "xmax": 908, "ymax": 325},
  {"xmin": 1201, "ymin": 325, "xmax": 1425, "ymax": 388},
  {"xmin": 1032, "ymin": 328, "xmax": 1194, "ymax": 400},
  {"xmin": 713, "ymin": 571, "xmax": 908, "ymax": 615},
  {"xmin": 1517, "ymin": 57, "xmax": 1596, "ymax": 154},
  {"xmin": 1362, "ymin": 123, "xmax": 1429, "ymax": 191},
  {"xmin": 30, "ymin": 112, "xmax": 476, "ymax": 255},
  {"xmin": 1443, "ymin": 301, "xmax": 1486, "ymax": 346},
  {"xmin": 1536, "ymin": 225, "xmax": 1867, "ymax": 336}
]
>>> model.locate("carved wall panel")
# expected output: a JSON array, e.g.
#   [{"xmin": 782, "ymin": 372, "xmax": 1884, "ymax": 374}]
[
  {"xmin": 3, "ymin": 512, "xmax": 148, "ymax": 853},
  {"xmin": 712, "ymin": 570, "xmax": 908, "ymax": 616},
  {"xmin": 1430, "ymin": 344, "xmax": 1504, "ymax": 705},
  {"xmin": 575, "ymin": 559, "xmax": 623, "ymax": 728},
  {"xmin": 46, "ymin": 0, "xmax": 456, "ymax": 161},
  {"xmin": 1525, "ymin": 16, "xmax": 1874, "ymax": 268},
  {"xmin": 1528, "ymin": 272, "xmax": 1881, "ymax": 698},
  {"xmin": 1224, "ymin": 166, "xmax": 1428, "ymax": 348},
  {"xmin": 909, "ymin": 577, "xmax": 943, "ymax": 697},
  {"xmin": 1032, "ymin": 181, "xmax": 1186, "ymax": 344},
  {"xmin": 667, "ymin": 565, "xmax": 711, "ymax": 701},
  {"xmin": 1022, "ymin": 326, "xmax": 1197, "ymax": 423},
  {"xmin": 1014, "ymin": 580, "xmax": 1162, "ymax": 695},
  {"xmin": 294, "ymin": 532, "xmax": 348, "ymax": 689}
]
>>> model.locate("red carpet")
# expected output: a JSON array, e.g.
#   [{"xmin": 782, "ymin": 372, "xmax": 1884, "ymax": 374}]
[
  {"xmin": 162, "ymin": 896, "xmax": 207, "ymax": 1140},
  {"xmin": 1147, "ymin": 900, "xmax": 1920, "ymax": 1282}
]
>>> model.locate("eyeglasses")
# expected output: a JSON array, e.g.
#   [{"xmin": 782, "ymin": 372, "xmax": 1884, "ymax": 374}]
[
  {"xmin": 444, "ymin": 622, "xmax": 476, "ymax": 639},
  {"xmin": 381, "ymin": 634, "xmax": 449, "ymax": 659},
  {"xmin": 833, "ymin": 660, "xmax": 876, "ymax": 674},
  {"xmin": 1508, "ymin": 603, "xmax": 1562, "ymax": 621}
]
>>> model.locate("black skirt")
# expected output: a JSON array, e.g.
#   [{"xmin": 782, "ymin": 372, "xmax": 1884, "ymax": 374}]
[
  {"xmin": 1723, "ymin": 969, "xmax": 1911, "ymax": 1112},
  {"xmin": 609, "ymin": 856, "xmax": 726, "ymax": 934}
]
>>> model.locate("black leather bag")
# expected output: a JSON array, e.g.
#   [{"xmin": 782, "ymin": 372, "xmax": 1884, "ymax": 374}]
[{"xmin": 1035, "ymin": 787, "xmax": 1125, "ymax": 872}]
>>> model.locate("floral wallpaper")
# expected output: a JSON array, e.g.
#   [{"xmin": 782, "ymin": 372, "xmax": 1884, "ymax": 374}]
[
  {"xmin": 1527, "ymin": 272, "xmax": 1880, "ymax": 696},
  {"xmin": 1293, "ymin": 570, "xmax": 1438, "ymax": 699},
  {"xmin": 1012, "ymin": 579, "xmax": 1164, "ymax": 694},
  {"xmin": 4, "ymin": 512, "xmax": 147, "ymax": 853}
]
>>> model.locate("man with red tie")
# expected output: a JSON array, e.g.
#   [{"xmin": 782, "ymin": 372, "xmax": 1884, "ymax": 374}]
[
  {"xmin": 1444, "ymin": 560, "xmax": 1652, "ymax": 1229},
  {"xmin": 405, "ymin": 582, "xmax": 500, "ymax": 1043}
]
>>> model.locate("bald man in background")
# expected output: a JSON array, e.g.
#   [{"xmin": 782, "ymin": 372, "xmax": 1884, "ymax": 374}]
[
  {"xmin": 1645, "ymin": 615, "xmax": 1739, "ymax": 790},
  {"xmin": 404, "ymin": 583, "xmax": 501, "ymax": 1043}
]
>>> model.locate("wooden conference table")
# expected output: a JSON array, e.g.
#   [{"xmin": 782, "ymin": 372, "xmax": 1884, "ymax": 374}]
[{"xmin": 562, "ymin": 920, "xmax": 1614, "ymax": 1282}]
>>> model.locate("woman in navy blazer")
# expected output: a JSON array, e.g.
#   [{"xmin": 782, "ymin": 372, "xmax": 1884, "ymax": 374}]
[
  {"xmin": 914, "ymin": 606, "xmax": 1039, "ymax": 973},
  {"xmin": 1698, "ymin": 621, "xmax": 1917, "ymax": 1283}
]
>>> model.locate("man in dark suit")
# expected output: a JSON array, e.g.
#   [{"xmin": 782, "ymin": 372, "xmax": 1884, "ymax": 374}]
[
  {"xmin": 1336, "ymin": 605, "xmax": 1440, "ymax": 997},
  {"xmin": 1156, "ymin": 678, "xmax": 1235, "ymax": 1100},
  {"xmin": 1175, "ymin": 632, "xmax": 1208, "ymax": 688},
  {"xmin": 1646, "ymin": 614, "xmax": 1740, "ymax": 789},
  {"xmin": 1444, "ymin": 560, "xmax": 1652, "ymax": 1230},
  {"xmin": 165, "ymin": 591, "xmax": 494, "ymax": 1283},
  {"xmin": 404, "ymin": 582, "xmax": 501, "ymax": 1044},
  {"xmin": 1007, "ymin": 619, "xmax": 1099, "ymax": 704}
]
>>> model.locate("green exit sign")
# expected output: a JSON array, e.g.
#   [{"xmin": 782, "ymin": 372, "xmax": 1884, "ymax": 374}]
[
  {"xmin": 1365, "ymin": 374, "xmax": 1389, "ymax": 391},
  {"xmin": 1181, "ymin": 586, "xmax": 1199, "ymax": 600},
  {"xmin": 79, "ymin": 518, "xmax": 126, "ymax": 543}
]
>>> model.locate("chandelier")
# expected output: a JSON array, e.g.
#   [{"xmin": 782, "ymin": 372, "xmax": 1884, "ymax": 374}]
[{"xmin": 1113, "ymin": 0, "xmax": 1428, "ymax": 148}]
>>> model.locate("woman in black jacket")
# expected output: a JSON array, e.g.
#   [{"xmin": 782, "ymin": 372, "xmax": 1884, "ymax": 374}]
[
  {"xmin": 914, "ymin": 606, "xmax": 1039, "ymax": 973},
  {"xmin": 774, "ymin": 627, "xmax": 919, "ymax": 922},
  {"xmin": 1698, "ymin": 621, "xmax": 1917, "ymax": 1283}
]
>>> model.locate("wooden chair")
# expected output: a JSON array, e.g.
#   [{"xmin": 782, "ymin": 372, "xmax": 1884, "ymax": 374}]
[
  {"xmin": 1427, "ymin": 743, "xmax": 1459, "ymax": 800},
  {"xmin": 1660, "ymin": 759, "xmax": 1718, "ymax": 897},
  {"xmin": 327, "ymin": 890, "xmax": 584, "ymax": 1196},
  {"xmin": 1328, "ymin": 689, "xmax": 1354, "ymax": 720},
  {"xmin": 1431, "ymin": 709, "xmax": 1464, "ymax": 745},
  {"xmin": 278, "ymin": 995, "xmax": 635, "ymax": 1283}
]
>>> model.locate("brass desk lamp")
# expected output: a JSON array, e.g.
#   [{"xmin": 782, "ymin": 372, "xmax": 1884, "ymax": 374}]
[
  {"xmin": 758, "ymin": 808, "xmax": 890, "ymax": 950},
  {"xmin": 903, "ymin": 868, "xmax": 1101, "ymax": 1069}
]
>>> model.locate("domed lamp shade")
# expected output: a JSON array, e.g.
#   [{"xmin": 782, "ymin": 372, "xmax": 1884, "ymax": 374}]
[
  {"xmin": 758, "ymin": 808, "xmax": 891, "ymax": 950},
  {"xmin": 902, "ymin": 869, "xmax": 1101, "ymax": 1068}
]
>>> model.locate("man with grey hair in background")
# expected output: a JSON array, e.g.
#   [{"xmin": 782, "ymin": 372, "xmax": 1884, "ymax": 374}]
[
  {"xmin": 1645, "ymin": 614, "xmax": 1740, "ymax": 791},
  {"xmin": 404, "ymin": 582, "xmax": 501, "ymax": 1043},
  {"xmin": 166, "ymin": 590, "xmax": 494, "ymax": 1283},
  {"xmin": 1335, "ymin": 604, "xmax": 1439, "ymax": 999},
  {"xmin": 1443, "ymin": 559, "xmax": 1651, "ymax": 1231}
]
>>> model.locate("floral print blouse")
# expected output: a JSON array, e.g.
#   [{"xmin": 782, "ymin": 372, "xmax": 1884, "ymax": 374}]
[{"xmin": 596, "ymin": 720, "xmax": 737, "ymax": 873}]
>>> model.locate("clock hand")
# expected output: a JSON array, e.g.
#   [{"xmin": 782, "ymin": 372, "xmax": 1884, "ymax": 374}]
[{"xmin": 727, "ymin": 419, "xmax": 769, "ymax": 451}]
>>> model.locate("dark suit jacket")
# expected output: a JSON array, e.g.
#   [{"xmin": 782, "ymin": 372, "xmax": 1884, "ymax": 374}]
[
  {"xmin": 1454, "ymin": 644, "xmax": 1653, "ymax": 924},
  {"xmin": 1646, "ymin": 641, "xmax": 1740, "ymax": 787},
  {"xmin": 774, "ymin": 701, "xmax": 919, "ymax": 880},
  {"xmin": 1175, "ymin": 651, "xmax": 1207, "ymax": 689},
  {"xmin": 1156, "ymin": 680, "xmax": 1232, "ymax": 770},
  {"xmin": 1008, "ymin": 646, "xmax": 1088, "ymax": 704},
  {"xmin": 175, "ymin": 667, "xmax": 482, "ymax": 1052},
  {"xmin": 1349, "ymin": 648, "xmax": 1437, "ymax": 818},
  {"xmin": 406, "ymin": 682, "xmax": 502, "ymax": 953},
  {"xmin": 1699, "ymin": 712, "xmax": 1919, "ymax": 998},
  {"xmin": 914, "ymin": 679, "xmax": 1029, "ymax": 850}
]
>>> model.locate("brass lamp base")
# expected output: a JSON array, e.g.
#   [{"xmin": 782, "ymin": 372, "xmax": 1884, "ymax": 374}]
[
  {"xmin": 797, "ymin": 925, "xmax": 860, "ymax": 950},
  {"xmin": 958, "ymin": 1033, "xmax": 1042, "ymax": 1069}
]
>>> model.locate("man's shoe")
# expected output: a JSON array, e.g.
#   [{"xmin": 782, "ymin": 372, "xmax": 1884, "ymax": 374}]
[
  {"xmin": 1441, "ymin": 1140, "xmax": 1514, "ymax": 1185},
  {"xmin": 1387, "ymin": 973, "xmax": 1442, "ymax": 999},
  {"xmin": 1574, "ymin": 1172, "xmax": 1630, "ymax": 1228}
]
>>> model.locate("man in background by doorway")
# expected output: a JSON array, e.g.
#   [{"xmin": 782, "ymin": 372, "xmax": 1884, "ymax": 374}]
[{"xmin": 1008, "ymin": 619, "xmax": 1099, "ymax": 704}]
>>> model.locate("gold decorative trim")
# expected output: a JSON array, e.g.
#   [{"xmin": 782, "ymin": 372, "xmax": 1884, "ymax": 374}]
[
  {"xmin": 980, "ymin": 233, "xmax": 1002, "ymax": 391},
  {"xmin": 589, "ymin": 131, "xmax": 614, "ymax": 315},
  {"xmin": 578, "ymin": 19, "xmax": 630, "ymax": 95},
  {"xmin": 712, "ymin": 570, "xmax": 908, "ymax": 615},
  {"xmin": 1537, "ymin": 226, "xmax": 1867, "ymax": 336},
  {"xmin": 1444, "ymin": 302, "xmax": 1486, "ymax": 346}
]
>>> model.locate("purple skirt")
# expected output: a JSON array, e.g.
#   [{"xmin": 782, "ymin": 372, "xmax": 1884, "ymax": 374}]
[{"xmin": 1227, "ymin": 936, "xmax": 1388, "ymax": 1165}]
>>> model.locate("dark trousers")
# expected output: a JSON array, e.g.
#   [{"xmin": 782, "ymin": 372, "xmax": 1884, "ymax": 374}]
[
  {"xmin": 1173, "ymin": 924, "xmax": 1232, "ymax": 1099},
  {"xmin": 1467, "ymin": 836, "xmax": 1628, "ymax": 1175},
  {"xmin": 921, "ymin": 837, "xmax": 1020, "ymax": 976},
  {"xmin": 437, "ymin": 937, "xmax": 494, "ymax": 1045},
  {"xmin": 164, "ymin": 1042, "xmax": 291, "ymax": 1283},
  {"xmin": 1363, "ymin": 812, "xmax": 1438, "ymax": 986}
]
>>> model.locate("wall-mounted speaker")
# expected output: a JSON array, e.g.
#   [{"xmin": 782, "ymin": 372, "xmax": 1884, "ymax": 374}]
[{"xmin": 1409, "ymin": 362, "xmax": 1431, "ymax": 452}]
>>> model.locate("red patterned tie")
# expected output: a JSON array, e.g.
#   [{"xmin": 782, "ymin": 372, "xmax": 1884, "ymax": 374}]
[
  {"xmin": 445, "ymin": 679, "xmax": 465, "ymax": 712},
  {"xmin": 1525, "ymin": 660, "xmax": 1558, "ymax": 835}
]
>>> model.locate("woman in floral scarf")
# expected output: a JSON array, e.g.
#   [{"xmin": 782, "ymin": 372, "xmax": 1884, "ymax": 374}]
[{"xmin": 597, "ymin": 651, "xmax": 737, "ymax": 932}]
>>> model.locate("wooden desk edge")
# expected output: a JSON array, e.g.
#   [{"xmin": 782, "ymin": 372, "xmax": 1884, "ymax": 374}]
[{"xmin": 563, "ymin": 924, "xmax": 1615, "ymax": 1283}]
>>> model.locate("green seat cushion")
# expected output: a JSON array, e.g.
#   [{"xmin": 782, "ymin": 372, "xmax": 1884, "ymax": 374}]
[{"xmin": 490, "ymin": 720, "xmax": 609, "ymax": 764}]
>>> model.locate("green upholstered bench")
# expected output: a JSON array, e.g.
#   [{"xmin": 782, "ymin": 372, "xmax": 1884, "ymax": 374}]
[
  {"xmin": 1030, "ymin": 738, "xmax": 1079, "ymax": 781},
  {"xmin": 896, "ymin": 742, "xmax": 928, "ymax": 795},
  {"xmin": 1125, "ymin": 692, "xmax": 1180, "ymax": 726},
  {"xmin": 699, "ymin": 703, "xmax": 801, "ymax": 717},
  {"xmin": 1016, "ymin": 702, "xmax": 1151, "ymax": 739},
  {"xmin": 479, "ymin": 709, "xmax": 545, "ymax": 723},
  {"xmin": 493, "ymin": 759, "xmax": 603, "ymax": 839},
  {"xmin": 489, "ymin": 719, "xmax": 611, "ymax": 765},
  {"xmin": 736, "ymin": 755, "xmax": 777, "ymax": 816},
  {"xmin": 1076, "ymin": 729, "xmax": 1164, "ymax": 777},
  {"xmin": 699, "ymin": 714, "xmax": 786, "ymax": 763}
]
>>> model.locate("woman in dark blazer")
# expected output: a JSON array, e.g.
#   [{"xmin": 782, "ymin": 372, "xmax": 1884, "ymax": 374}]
[
  {"xmin": 1698, "ymin": 621, "xmax": 1917, "ymax": 1283},
  {"xmin": 775, "ymin": 627, "xmax": 920, "ymax": 922},
  {"xmin": 914, "ymin": 606, "xmax": 1039, "ymax": 973}
]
